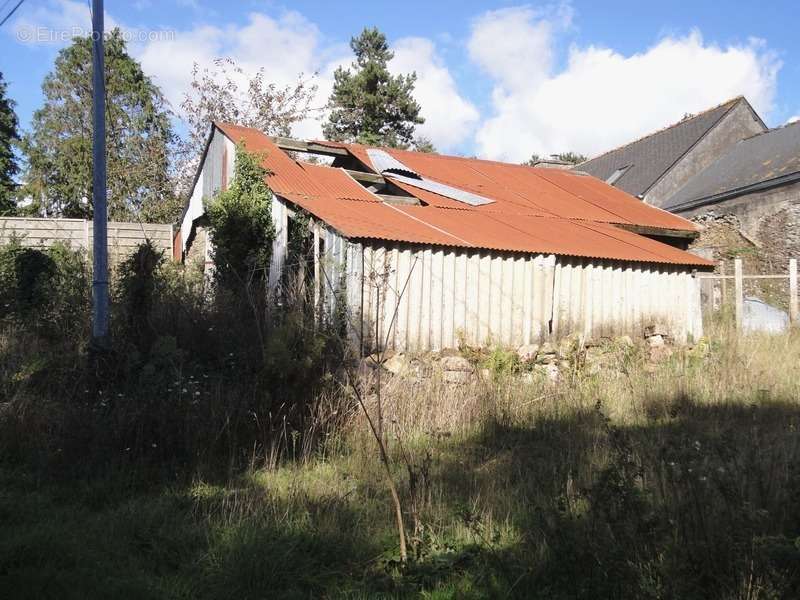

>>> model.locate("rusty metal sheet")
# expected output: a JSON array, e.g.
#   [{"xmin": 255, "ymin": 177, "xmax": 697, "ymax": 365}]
[{"xmin": 218, "ymin": 127, "xmax": 711, "ymax": 266}]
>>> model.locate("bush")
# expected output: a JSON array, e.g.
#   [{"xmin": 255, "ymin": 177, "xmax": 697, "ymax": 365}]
[
  {"xmin": 0, "ymin": 228, "xmax": 344, "ymax": 479},
  {"xmin": 114, "ymin": 240, "xmax": 164, "ymax": 354},
  {"xmin": 205, "ymin": 144, "xmax": 275, "ymax": 291},
  {"xmin": 0, "ymin": 240, "xmax": 89, "ymax": 336}
]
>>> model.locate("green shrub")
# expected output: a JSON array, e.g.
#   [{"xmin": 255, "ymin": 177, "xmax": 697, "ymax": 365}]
[
  {"xmin": 114, "ymin": 241, "xmax": 164, "ymax": 354},
  {"xmin": 205, "ymin": 144, "xmax": 275, "ymax": 291},
  {"xmin": 0, "ymin": 240, "xmax": 88, "ymax": 333},
  {"xmin": 482, "ymin": 347, "xmax": 520, "ymax": 377}
]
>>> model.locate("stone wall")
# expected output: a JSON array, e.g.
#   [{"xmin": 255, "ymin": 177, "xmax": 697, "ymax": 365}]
[
  {"xmin": 688, "ymin": 182, "xmax": 800, "ymax": 309},
  {"xmin": 185, "ymin": 225, "xmax": 209, "ymax": 270}
]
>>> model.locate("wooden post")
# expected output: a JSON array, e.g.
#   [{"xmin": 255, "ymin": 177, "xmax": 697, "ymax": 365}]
[
  {"xmin": 790, "ymin": 258, "xmax": 798, "ymax": 325},
  {"xmin": 734, "ymin": 258, "xmax": 743, "ymax": 332}
]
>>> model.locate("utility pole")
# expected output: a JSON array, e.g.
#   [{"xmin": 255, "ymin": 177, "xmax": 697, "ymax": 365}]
[{"xmin": 91, "ymin": 0, "xmax": 109, "ymax": 348}]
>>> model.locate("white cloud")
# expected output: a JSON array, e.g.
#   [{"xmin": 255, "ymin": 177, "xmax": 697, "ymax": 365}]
[
  {"xmin": 12, "ymin": 2, "xmax": 475, "ymax": 148},
  {"xmin": 469, "ymin": 6, "xmax": 781, "ymax": 162},
  {"xmin": 12, "ymin": 0, "xmax": 121, "ymax": 46},
  {"xmin": 136, "ymin": 13, "xmax": 473, "ymax": 148},
  {"xmin": 468, "ymin": 5, "xmax": 571, "ymax": 92},
  {"xmin": 135, "ymin": 10, "xmax": 342, "ymax": 139},
  {"xmin": 135, "ymin": 13, "xmax": 477, "ymax": 148},
  {"xmin": 787, "ymin": 115, "xmax": 800, "ymax": 124},
  {"xmin": 391, "ymin": 37, "xmax": 479, "ymax": 151}
]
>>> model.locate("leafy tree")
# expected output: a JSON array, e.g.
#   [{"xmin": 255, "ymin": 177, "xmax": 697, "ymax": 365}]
[
  {"xmin": 205, "ymin": 145, "xmax": 275, "ymax": 290},
  {"xmin": 552, "ymin": 151, "xmax": 587, "ymax": 165},
  {"xmin": 0, "ymin": 71, "xmax": 20, "ymax": 215},
  {"xmin": 523, "ymin": 152, "xmax": 586, "ymax": 166},
  {"xmin": 324, "ymin": 27, "xmax": 423, "ymax": 147},
  {"xmin": 413, "ymin": 136, "xmax": 436, "ymax": 153},
  {"xmin": 179, "ymin": 58, "xmax": 317, "ymax": 194},
  {"xmin": 21, "ymin": 29, "xmax": 177, "ymax": 222}
]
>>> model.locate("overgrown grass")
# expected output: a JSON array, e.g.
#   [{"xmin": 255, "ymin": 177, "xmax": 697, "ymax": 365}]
[
  {"xmin": 2, "ymin": 240, "xmax": 799, "ymax": 597},
  {"xmin": 2, "ymin": 321, "xmax": 800, "ymax": 598}
]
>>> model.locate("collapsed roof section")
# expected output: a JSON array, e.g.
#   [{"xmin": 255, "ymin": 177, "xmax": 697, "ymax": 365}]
[
  {"xmin": 365, "ymin": 149, "xmax": 495, "ymax": 207},
  {"xmin": 207, "ymin": 122, "xmax": 712, "ymax": 268}
]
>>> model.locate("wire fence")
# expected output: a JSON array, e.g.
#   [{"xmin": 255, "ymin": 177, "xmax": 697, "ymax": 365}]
[{"xmin": 696, "ymin": 258, "xmax": 798, "ymax": 330}]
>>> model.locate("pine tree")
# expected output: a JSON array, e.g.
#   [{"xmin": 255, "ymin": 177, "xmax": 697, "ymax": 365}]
[
  {"xmin": 0, "ymin": 71, "xmax": 20, "ymax": 215},
  {"xmin": 324, "ymin": 27, "xmax": 423, "ymax": 148},
  {"xmin": 22, "ymin": 29, "xmax": 178, "ymax": 222}
]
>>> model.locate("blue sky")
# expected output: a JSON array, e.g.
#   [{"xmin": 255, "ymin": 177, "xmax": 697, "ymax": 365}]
[{"xmin": 2, "ymin": 0, "xmax": 798, "ymax": 160}]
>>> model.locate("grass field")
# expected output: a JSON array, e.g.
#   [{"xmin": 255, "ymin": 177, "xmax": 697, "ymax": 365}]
[{"xmin": 2, "ymin": 325, "xmax": 800, "ymax": 599}]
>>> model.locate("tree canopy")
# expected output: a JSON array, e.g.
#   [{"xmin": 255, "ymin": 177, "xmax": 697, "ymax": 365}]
[
  {"xmin": 523, "ymin": 151, "xmax": 587, "ymax": 166},
  {"xmin": 21, "ymin": 29, "xmax": 177, "ymax": 222},
  {"xmin": 178, "ymin": 58, "xmax": 316, "ymax": 194},
  {"xmin": 323, "ymin": 27, "xmax": 423, "ymax": 148},
  {"xmin": 553, "ymin": 151, "xmax": 587, "ymax": 165},
  {"xmin": 0, "ymin": 71, "xmax": 20, "ymax": 215},
  {"xmin": 413, "ymin": 136, "xmax": 436, "ymax": 153}
]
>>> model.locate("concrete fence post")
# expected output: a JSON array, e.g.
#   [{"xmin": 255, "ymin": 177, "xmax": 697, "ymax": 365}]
[
  {"xmin": 790, "ymin": 258, "xmax": 798, "ymax": 325},
  {"xmin": 734, "ymin": 258, "xmax": 743, "ymax": 332}
]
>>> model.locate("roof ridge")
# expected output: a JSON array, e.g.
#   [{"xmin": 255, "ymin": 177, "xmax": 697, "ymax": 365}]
[
  {"xmin": 314, "ymin": 139, "xmax": 549, "ymax": 170},
  {"xmin": 741, "ymin": 117, "xmax": 800, "ymax": 142},
  {"xmin": 577, "ymin": 96, "xmax": 744, "ymax": 166}
]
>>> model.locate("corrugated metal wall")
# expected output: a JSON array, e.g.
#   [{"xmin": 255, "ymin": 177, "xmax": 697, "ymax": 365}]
[
  {"xmin": 181, "ymin": 128, "xmax": 235, "ymax": 254},
  {"xmin": 315, "ymin": 234, "xmax": 702, "ymax": 351},
  {"xmin": 0, "ymin": 217, "xmax": 173, "ymax": 261},
  {"xmin": 256, "ymin": 199, "xmax": 704, "ymax": 352}
]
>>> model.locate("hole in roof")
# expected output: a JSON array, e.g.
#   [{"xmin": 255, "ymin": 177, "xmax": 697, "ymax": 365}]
[{"xmin": 365, "ymin": 149, "xmax": 494, "ymax": 207}]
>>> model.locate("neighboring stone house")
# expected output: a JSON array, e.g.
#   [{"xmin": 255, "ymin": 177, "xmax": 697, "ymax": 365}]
[
  {"xmin": 666, "ymin": 121, "xmax": 800, "ymax": 266},
  {"xmin": 580, "ymin": 96, "xmax": 799, "ymax": 311},
  {"xmin": 577, "ymin": 97, "xmax": 766, "ymax": 209}
]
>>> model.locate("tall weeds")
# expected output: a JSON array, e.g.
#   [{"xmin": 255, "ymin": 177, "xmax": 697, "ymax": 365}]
[{"xmin": 2, "ymin": 235, "xmax": 799, "ymax": 597}]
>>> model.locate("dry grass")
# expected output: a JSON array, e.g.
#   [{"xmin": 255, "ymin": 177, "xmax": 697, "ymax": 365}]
[{"xmin": 2, "ymin": 326, "xmax": 800, "ymax": 598}]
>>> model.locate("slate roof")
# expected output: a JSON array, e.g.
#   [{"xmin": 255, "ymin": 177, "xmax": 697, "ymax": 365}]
[
  {"xmin": 576, "ymin": 97, "xmax": 747, "ymax": 198},
  {"xmin": 665, "ymin": 120, "xmax": 800, "ymax": 211}
]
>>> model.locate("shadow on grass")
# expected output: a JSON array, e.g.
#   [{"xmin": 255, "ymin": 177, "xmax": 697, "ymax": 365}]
[
  {"xmin": 2, "ymin": 396, "xmax": 800, "ymax": 599},
  {"xmin": 400, "ymin": 397, "xmax": 800, "ymax": 599},
  {"xmin": 0, "ymin": 467, "xmax": 385, "ymax": 600}
]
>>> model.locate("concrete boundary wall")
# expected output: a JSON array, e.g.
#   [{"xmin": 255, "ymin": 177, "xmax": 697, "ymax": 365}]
[{"xmin": 0, "ymin": 217, "xmax": 173, "ymax": 261}]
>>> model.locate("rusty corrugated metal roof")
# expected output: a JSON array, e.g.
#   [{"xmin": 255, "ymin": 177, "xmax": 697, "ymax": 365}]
[
  {"xmin": 317, "ymin": 139, "xmax": 699, "ymax": 231},
  {"xmin": 298, "ymin": 163, "xmax": 381, "ymax": 203},
  {"xmin": 215, "ymin": 125, "xmax": 712, "ymax": 267},
  {"xmin": 215, "ymin": 122, "xmax": 325, "ymax": 201}
]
